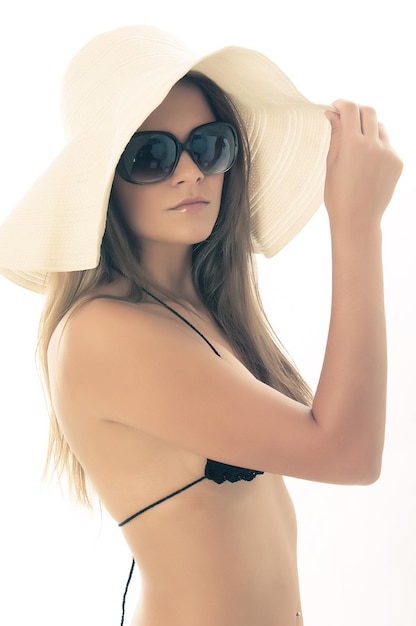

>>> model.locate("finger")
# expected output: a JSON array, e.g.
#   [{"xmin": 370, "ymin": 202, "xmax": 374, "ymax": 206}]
[
  {"xmin": 324, "ymin": 109, "xmax": 341, "ymax": 161},
  {"xmin": 378, "ymin": 122, "xmax": 391, "ymax": 146},
  {"xmin": 359, "ymin": 106, "xmax": 379, "ymax": 138},
  {"xmin": 331, "ymin": 99, "xmax": 361, "ymax": 134},
  {"xmin": 324, "ymin": 109, "xmax": 341, "ymax": 133}
]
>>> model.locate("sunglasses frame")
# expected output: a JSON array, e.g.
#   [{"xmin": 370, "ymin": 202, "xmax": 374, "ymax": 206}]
[{"xmin": 116, "ymin": 121, "xmax": 238, "ymax": 185}]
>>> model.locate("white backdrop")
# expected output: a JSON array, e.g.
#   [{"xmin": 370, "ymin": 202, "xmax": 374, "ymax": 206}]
[{"xmin": 0, "ymin": 2, "xmax": 414, "ymax": 625}]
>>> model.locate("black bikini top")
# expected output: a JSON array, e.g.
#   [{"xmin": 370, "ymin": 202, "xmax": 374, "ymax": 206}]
[{"xmin": 118, "ymin": 290, "xmax": 263, "ymax": 624}]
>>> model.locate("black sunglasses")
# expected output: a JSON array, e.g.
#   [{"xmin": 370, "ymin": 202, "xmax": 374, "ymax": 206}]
[{"xmin": 116, "ymin": 121, "xmax": 238, "ymax": 184}]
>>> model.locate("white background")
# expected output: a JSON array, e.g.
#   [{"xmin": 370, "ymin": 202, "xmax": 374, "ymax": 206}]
[{"xmin": 0, "ymin": 1, "xmax": 414, "ymax": 625}]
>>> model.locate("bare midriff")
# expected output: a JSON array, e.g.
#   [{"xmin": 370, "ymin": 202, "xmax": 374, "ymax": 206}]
[{"xmin": 120, "ymin": 473, "xmax": 303, "ymax": 626}]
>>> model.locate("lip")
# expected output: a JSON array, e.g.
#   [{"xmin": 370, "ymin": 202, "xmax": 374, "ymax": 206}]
[{"xmin": 170, "ymin": 197, "xmax": 209, "ymax": 211}]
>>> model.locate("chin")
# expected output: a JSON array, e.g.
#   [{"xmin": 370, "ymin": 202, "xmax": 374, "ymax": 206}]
[
  {"xmin": 174, "ymin": 222, "xmax": 217, "ymax": 245},
  {"xmin": 190, "ymin": 228, "xmax": 216, "ymax": 245}
]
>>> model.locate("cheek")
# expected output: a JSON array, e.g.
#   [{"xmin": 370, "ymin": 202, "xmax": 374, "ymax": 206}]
[
  {"xmin": 209, "ymin": 174, "xmax": 225, "ymax": 206},
  {"xmin": 113, "ymin": 179, "xmax": 156, "ymax": 234}
]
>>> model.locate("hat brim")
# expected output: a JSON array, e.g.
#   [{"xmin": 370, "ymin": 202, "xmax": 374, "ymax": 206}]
[
  {"xmin": 195, "ymin": 47, "xmax": 330, "ymax": 256},
  {"xmin": 0, "ymin": 26, "xmax": 331, "ymax": 293}
]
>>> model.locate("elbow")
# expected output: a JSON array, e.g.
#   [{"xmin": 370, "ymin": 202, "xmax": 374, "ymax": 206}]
[
  {"xmin": 353, "ymin": 433, "xmax": 385, "ymax": 485},
  {"xmin": 355, "ymin": 457, "xmax": 383, "ymax": 485},
  {"xmin": 323, "ymin": 420, "xmax": 385, "ymax": 485},
  {"xmin": 325, "ymin": 430, "xmax": 384, "ymax": 485},
  {"xmin": 352, "ymin": 464, "xmax": 381, "ymax": 485},
  {"xmin": 341, "ymin": 447, "xmax": 383, "ymax": 485}
]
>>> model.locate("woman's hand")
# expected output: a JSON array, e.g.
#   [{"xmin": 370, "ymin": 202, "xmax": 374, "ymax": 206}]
[{"xmin": 324, "ymin": 100, "xmax": 403, "ymax": 232}]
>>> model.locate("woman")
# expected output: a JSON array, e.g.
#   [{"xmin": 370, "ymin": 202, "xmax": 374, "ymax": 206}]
[{"xmin": 0, "ymin": 25, "xmax": 402, "ymax": 626}]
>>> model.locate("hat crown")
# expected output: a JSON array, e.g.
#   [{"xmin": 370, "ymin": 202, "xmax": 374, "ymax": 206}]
[{"xmin": 60, "ymin": 25, "xmax": 196, "ymax": 140}]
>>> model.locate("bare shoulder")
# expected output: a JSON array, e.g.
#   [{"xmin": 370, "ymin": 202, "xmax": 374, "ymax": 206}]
[
  {"xmin": 50, "ymin": 295, "xmax": 166, "ymax": 356},
  {"xmin": 48, "ymin": 295, "xmax": 178, "ymax": 402}
]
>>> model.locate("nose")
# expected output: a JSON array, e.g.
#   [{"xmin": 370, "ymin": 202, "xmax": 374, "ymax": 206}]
[{"xmin": 170, "ymin": 150, "xmax": 204, "ymax": 184}]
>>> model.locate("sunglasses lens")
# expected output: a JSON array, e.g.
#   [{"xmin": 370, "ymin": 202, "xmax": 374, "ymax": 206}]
[
  {"xmin": 117, "ymin": 122, "xmax": 238, "ymax": 184},
  {"xmin": 121, "ymin": 134, "xmax": 178, "ymax": 184},
  {"xmin": 191, "ymin": 124, "xmax": 237, "ymax": 175}
]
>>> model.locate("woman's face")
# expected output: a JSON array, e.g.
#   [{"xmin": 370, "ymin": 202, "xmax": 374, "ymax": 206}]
[{"xmin": 112, "ymin": 81, "xmax": 225, "ymax": 251}]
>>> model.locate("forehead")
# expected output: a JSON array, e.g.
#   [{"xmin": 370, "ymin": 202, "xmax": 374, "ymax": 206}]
[{"xmin": 138, "ymin": 82, "xmax": 215, "ymax": 139}]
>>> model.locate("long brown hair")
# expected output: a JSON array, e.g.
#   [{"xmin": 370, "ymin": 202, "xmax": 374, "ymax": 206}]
[{"xmin": 38, "ymin": 71, "xmax": 312, "ymax": 506}]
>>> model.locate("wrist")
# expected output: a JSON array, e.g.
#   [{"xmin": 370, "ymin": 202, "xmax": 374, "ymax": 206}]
[{"xmin": 328, "ymin": 217, "xmax": 383, "ymax": 250}]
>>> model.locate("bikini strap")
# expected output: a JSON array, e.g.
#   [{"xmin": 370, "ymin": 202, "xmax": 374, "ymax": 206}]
[
  {"xmin": 118, "ymin": 475, "xmax": 206, "ymax": 527},
  {"xmin": 120, "ymin": 558, "xmax": 135, "ymax": 626},
  {"xmin": 143, "ymin": 288, "xmax": 221, "ymax": 357}
]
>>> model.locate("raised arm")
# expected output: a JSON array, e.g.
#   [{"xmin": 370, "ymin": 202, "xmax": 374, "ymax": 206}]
[{"xmin": 312, "ymin": 100, "xmax": 403, "ymax": 479}]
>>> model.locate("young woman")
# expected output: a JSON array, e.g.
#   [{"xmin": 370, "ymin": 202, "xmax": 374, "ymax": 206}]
[{"xmin": 0, "ymin": 25, "xmax": 402, "ymax": 626}]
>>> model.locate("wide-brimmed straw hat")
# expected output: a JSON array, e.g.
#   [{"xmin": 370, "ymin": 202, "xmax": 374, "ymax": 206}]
[{"xmin": 0, "ymin": 25, "xmax": 331, "ymax": 293}]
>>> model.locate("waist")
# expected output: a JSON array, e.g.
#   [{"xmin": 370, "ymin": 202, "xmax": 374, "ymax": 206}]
[{"xmin": 124, "ymin": 474, "xmax": 300, "ymax": 623}]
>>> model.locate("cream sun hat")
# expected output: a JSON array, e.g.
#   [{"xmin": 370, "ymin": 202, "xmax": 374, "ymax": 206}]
[{"xmin": 0, "ymin": 25, "xmax": 331, "ymax": 294}]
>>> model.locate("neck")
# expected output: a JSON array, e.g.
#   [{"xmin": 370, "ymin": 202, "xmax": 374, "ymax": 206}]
[{"xmin": 138, "ymin": 241, "xmax": 199, "ymax": 304}]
